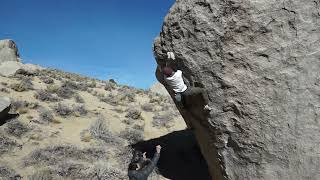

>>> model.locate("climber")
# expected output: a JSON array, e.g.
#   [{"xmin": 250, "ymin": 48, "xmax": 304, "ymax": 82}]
[
  {"xmin": 128, "ymin": 145, "xmax": 161, "ymax": 180},
  {"xmin": 160, "ymin": 52, "xmax": 212, "ymax": 111},
  {"xmin": 131, "ymin": 151, "xmax": 152, "ymax": 168}
]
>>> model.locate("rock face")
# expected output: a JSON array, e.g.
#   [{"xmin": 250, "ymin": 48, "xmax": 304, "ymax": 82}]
[
  {"xmin": 153, "ymin": 0, "xmax": 320, "ymax": 180},
  {"xmin": 0, "ymin": 39, "xmax": 20, "ymax": 63},
  {"xmin": 0, "ymin": 39, "xmax": 44, "ymax": 77}
]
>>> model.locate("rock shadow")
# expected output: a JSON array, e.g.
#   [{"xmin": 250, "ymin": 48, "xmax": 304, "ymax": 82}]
[
  {"xmin": 132, "ymin": 129, "xmax": 211, "ymax": 180},
  {"xmin": 0, "ymin": 114, "xmax": 19, "ymax": 126}
]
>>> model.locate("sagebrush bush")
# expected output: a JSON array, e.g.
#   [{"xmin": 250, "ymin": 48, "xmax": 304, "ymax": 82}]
[
  {"xmin": 56, "ymin": 86, "xmax": 74, "ymax": 99},
  {"xmin": 0, "ymin": 87, "xmax": 9, "ymax": 93},
  {"xmin": 99, "ymin": 94, "xmax": 118, "ymax": 106},
  {"xmin": 10, "ymin": 77, "xmax": 33, "ymax": 92},
  {"xmin": 46, "ymin": 84, "xmax": 59, "ymax": 93},
  {"xmin": 120, "ymin": 90, "xmax": 136, "ymax": 102},
  {"xmin": 0, "ymin": 134, "xmax": 19, "ymax": 155},
  {"xmin": 53, "ymin": 103, "xmax": 72, "ymax": 117},
  {"xmin": 119, "ymin": 128, "xmax": 144, "ymax": 144},
  {"xmin": 0, "ymin": 166, "xmax": 21, "ymax": 179},
  {"xmin": 10, "ymin": 100, "xmax": 29, "ymax": 114},
  {"xmin": 5, "ymin": 119, "xmax": 30, "ymax": 138},
  {"xmin": 86, "ymin": 80, "xmax": 96, "ymax": 88},
  {"xmin": 90, "ymin": 118, "xmax": 121, "ymax": 145},
  {"xmin": 25, "ymin": 145, "xmax": 106, "ymax": 166},
  {"xmin": 93, "ymin": 164, "xmax": 127, "ymax": 180},
  {"xmin": 104, "ymin": 82, "xmax": 115, "ymax": 91},
  {"xmin": 40, "ymin": 76, "xmax": 54, "ymax": 84},
  {"xmin": 35, "ymin": 90, "xmax": 59, "ymax": 102},
  {"xmin": 28, "ymin": 170, "xmax": 53, "ymax": 180},
  {"xmin": 152, "ymin": 112, "xmax": 175, "ymax": 128},
  {"xmin": 125, "ymin": 108, "xmax": 142, "ymax": 120},
  {"xmin": 73, "ymin": 104, "xmax": 88, "ymax": 116},
  {"xmin": 74, "ymin": 94, "xmax": 84, "ymax": 103},
  {"xmin": 132, "ymin": 124, "xmax": 144, "ymax": 131},
  {"xmin": 122, "ymin": 118, "xmax": 134, "ymax": 125},
  {"xmin": 141, "ymin": 103, "xmax": 154, "ymax": 112},
  {"xmin": 38, "ymin": 108, "xmax": 55, "ymax": 123}
]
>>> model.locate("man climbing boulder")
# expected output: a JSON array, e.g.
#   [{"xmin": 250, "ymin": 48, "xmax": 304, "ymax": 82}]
[{"xmin": 160, "ymin": 52, "xmax": 212, "ymax": 111}]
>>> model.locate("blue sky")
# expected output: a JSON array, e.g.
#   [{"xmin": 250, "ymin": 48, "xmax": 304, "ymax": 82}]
[{"xmin": 0, "ymin": 0, "xmax": 175, "ymax": 89}]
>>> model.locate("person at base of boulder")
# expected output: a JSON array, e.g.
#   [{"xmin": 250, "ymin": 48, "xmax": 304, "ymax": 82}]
[
  {"xmin": 160, "ymin": 52, "xmax": 212, "ymax": 112},
  {"xmin": 128, "ymin": 145, "xmax": 161, "ymax": 180}
]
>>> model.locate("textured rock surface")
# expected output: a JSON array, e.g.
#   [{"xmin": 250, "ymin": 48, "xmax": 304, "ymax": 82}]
[
  {"xmin": 0, "ymin": 61, "xmax": 44, "ymax": 77},
  {"xmin": 154, "ymin": 0, "xmax": 320, "ymax": 180},
  {"xmin": 149, "ymin": 82, "xmax": 170, "ymax": 96},
  {"xmin": 0, "ymin": 39, "xmax": 20, "ymax": 63}
]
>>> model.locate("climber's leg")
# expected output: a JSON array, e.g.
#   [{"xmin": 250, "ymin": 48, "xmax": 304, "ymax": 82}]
[
  {"xmin": 182, "ymin": 87, "xmax": 208, "ymax": 103},
  {"xmin": 174, "ymin": 93, "xmax": 184, "ymax": 108},
  {"xmin": 182, "ymin": 87, "xmax": 212, "ymax": 111}
]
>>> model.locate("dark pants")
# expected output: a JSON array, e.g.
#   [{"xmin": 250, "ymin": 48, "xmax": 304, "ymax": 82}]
[{"xmin": 175, "ymin": 87, "xmax": 209, "ymax": 107}]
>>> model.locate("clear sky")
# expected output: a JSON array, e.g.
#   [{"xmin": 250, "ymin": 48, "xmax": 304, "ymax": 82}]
[{"xmin": 0, "ymin": 0, "xmax": 175, "ymax": 89}]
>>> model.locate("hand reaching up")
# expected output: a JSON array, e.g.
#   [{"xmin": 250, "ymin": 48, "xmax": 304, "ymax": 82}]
[{"xmin": 156, "ymin": 145, "xmax": 162, "ymax": 153}]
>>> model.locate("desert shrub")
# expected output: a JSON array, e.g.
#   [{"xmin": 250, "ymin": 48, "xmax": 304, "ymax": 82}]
[
  {"xmin": 149, "ymin": 95, "xmax": 163, "ymax": 104},
  {"xmin": 152, "ymin": 112, "xmax": 175, "ymax": 128},
  {"xmin": 38, "ymin": 108, "xmax": 55, "ymax": 123},
  {"xmin": 0, "ymin": 134, "xmax": 19, "ymax": 155},
  {"xmin": 114, "ymin": 146, "xmax": 133, "ymax": 165},
  {"xmin": 61, "ymin": 80, "xmax": 87, "ymax": 91},
  {"xmin": 53, "ymin": 162, "xmax": 88, "ymax": 179},
  {"xmin": 5, "ymin": 119, "xmax": 30, "ymax": 138},
  {"xmin": 56, "ymin": 86, "xmax": 74, "ymax": 99},
  {"xmin": 132, "ymin": 124, "xmax": 144, "ymax": 131},
  {"xmin": 74, "ymin": 93, "xmax": 84, "ymax": 103},
  {"xmin": 11, "ymin": 100, "xmax": 38, "ymax": 113},
  {"xmin": 35, "ymin": 90, "xmax": 59, "ymax": 102},
  {"xmin": 119, "ymin": 90, "xmax": 136, "ymax": 102},
  {"xmin": 0, "ymin": 87, "xmax": 9, "ymax": 93},
  {"xmin": 99, "ymin": 94, "xmax": 118, "ymax": 106},
  {"xmin": 10, "ymin": 100, "xmax": 29, "ymax": 114},
  {"xmin": 10, "ymin": 77, "xmax": 33, "ymax": 92},
  {"xmin": 73, "ymin": 104, "xmax": 88, "ymax": 116},
  {"xmin": 53, "ymin": 103, "xmax": 72, "ymax": 117},
  {"xmin": 104, "ymin": 82, "xmax": 115, "ymax": 91},
  {"xmin": 119, "ymin": 128, "xmax": 144, "ymax": 144},
  {"xmin": 28, "ymin": 170, "xmax": 54, "ymax": 180},
  {"xmin": 25, "ymin": 145, "xmax": 106, "ymax": 166},
  {"xmin": 1, "ymin": 82, "xmax": 8, "ymax": 86},
  {"xmin": 46, "ymin": 84, "xmax": 59, "ymax": 93},
  {"xmin": 86, "ymin": 80, "xmax": 96, "ymax": 88},
  {"xmin": 122, "ymin": 118, "xmax": 134, "ymax": 125},
  {"xmin": 80, "ymin": 130, "xmax": 92, "ymax": 142},
  {"xmin": 92, "ymin": 164, "xmax": 126, "ymax": 180},
  {"xmin": 0, "ymin": 166, "xmax": 21, "ymax": 179},
  {"xmin": 125, "ymin": 108, "xmax": 142, "ymax": 120},
  {"xmin": 90, "ymin": 118, "xmax": 121, "ymax": 145},
  {"xmin": 40, "ymin": 76, "xmax": 54, "ymax": 84},
  {"xmin": 141, "ymin": 103, "xmax": 154, "ymax": 112}
]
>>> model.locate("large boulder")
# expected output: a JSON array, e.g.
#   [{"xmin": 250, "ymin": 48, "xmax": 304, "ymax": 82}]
[
  {"xmin": 153, "ymin": 0, "xmax": 320, "ymax": 180},
  {"xmin": 0, "ymin": 39, "xmax": 20, "ymax": 63},
  {"xmin": 0, "ymin": 61, "xmax": 44, "ymax": 77}
]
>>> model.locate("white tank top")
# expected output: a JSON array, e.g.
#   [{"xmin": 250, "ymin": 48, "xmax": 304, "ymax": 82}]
[{"xmin": 164, "ymin": 70, "xmax": 187, "ymax": 93}]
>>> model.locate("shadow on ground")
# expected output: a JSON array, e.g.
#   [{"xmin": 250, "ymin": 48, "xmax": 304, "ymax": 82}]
[{"xmin": 132, "ymin": 130, "xmax": 211, "ymax": 180}]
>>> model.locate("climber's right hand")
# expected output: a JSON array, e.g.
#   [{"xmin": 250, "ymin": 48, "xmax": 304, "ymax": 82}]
[
  {"xmin": 156, "ymin": 145, "xmax": 162, "ymax": 153},
  {"xmin": 167, "ymin": 52, "xmax": 175, "ymax": 60}
]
